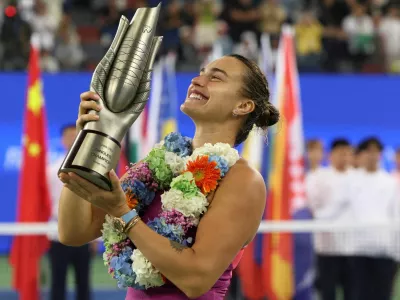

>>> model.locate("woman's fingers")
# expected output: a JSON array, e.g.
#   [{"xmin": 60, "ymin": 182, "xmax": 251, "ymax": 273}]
[
  {"xmin": 76, "ymin": 114, "xmax": 99, "ymax": 129},
  {"xmin": 80, "ymin": 100, "xmax": 102, "ymax": 112},
  {"xmin": 77, "ymin": 92, "xmax": 102, "ymax": 130},
  {"xmin": 64, "ymin": 182, "xmax": 91, "ymax": 200},
  {"xmin": 80, "ymin": 91, "xmax": 100, "ymax": 102}
]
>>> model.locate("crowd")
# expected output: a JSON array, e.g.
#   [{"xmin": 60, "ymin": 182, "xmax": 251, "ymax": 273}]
[
  {"xmin": 305, "ymin": 137, "xmax": 400, "ymax": 300},
  {"xmin": 0, "ymin": 0, "xmax": 400, "ymax": 73}
]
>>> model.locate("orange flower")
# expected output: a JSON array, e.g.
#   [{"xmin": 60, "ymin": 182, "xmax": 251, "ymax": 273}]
[
  {"xmin": 125, "ymin": 189, "xmax": 139, "ymax": 209},
  {"xmin": 186, "ymin": 155, "xmax": 221, "ymax": 194}
]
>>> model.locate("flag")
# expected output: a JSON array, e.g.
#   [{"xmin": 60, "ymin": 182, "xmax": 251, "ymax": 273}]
[
  {"xmin": 237, "ymin": 129, "xmax": 266, "ymax": 300},
  {"xmin": 159, "ymin": 52, "xmax": 178, "ymax": 139},
  {"xmin": 262, "ymin": 26, "xmax": 313, "ymax": 300},
  {"xmin": 237, "ymin": 31, "xmax": 277, "ymax": 300},
  {"xmin": 142, "ymin": 58, "xmax": 164, "ymax": 155},
  {"xmin": 9, "ymin": 45, "xmax": 52, "ymax": 300}
]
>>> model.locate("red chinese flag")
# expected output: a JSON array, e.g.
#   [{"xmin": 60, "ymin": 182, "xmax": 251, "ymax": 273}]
[{"xmin": 9, "ymin": 45, "xmax": 52, "ymax": 300}]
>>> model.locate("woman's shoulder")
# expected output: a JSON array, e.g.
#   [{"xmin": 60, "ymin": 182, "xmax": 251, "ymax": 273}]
[{"xmin": 220, "ymin": 157, "xmax": 266, "ymax": 196}]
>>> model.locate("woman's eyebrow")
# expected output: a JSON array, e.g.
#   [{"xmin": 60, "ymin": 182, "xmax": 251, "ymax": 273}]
[{"xmin": 200, "ymin": 67, "xmax": 229, "ymax": 77}]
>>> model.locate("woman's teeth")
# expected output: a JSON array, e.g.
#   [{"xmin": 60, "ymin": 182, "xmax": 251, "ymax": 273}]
[{"xmin": 189, "ymin": 93, "xmax": 206, "ymax": 101}]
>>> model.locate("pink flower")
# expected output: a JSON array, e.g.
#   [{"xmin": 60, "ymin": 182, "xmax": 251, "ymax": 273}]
[{"xmin": 160, "ymin": 209, "xmax": 197, "ymax": 234}]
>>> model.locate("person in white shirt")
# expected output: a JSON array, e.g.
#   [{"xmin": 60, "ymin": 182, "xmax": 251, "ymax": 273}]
[
  {"xmin": 342, "ymin": 3, "xmax": 375, "ymax": 71},
  {"xmin": 378, "ymin": 5, "xmax": 400, "ymax": 72},
  {"xmin": 306, "ymin": 139, "xmax": 324, "ymax": 173},
  {"xmin": 48, "ymin": 124, "xmax": 96, "ymax": 300},
  {"xmin": 392, "ymin": 147, "xmax": 400, "ymax": 185},
  {"xmin": 306, "ymin": 138, "xmax": 355, "ymax": 300},
  {"xmin": 350, "ymin": 137, "xmax": 399, "ymax": 300}
]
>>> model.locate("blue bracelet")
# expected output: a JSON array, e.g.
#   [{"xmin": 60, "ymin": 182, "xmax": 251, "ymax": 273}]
[{"xmin": 121, "ymin": 209, "xmax": 138, "ymax": 224}]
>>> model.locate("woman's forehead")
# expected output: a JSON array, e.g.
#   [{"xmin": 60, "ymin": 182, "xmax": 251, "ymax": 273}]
[{"xmin": 203, "ymin": 57, "xmax": 246, "ymax": 78}]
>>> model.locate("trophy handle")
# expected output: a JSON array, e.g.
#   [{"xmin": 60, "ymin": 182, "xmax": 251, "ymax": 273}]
[
  {"xmin": 90, "ymin": 16, "xmax": 130, "ymax": 101},
  {"xmin": 123, "ymin": 36, "xmax": 163, "ymax": 123}
]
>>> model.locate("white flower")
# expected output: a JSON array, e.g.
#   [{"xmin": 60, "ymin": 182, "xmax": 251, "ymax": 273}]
[
  {"xmin": 131, "ymin": 249, "xmax": 164, "ymax": 289},
  {"xmin": 161, "ymin": 189, "xmax": 208, "ymax": 218},
  {"xmin": 191, "ymin": 143, "xmax": 240, "ymax": 167},
  {"xmin": 164, "ymin": 151, "xmax": 186, "ymax": 175},
  {"xmin": 101, "ymin": 215, "xmax": 126, "ymax": 244}
]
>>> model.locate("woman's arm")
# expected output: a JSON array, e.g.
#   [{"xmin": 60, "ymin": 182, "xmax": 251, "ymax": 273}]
[
  {"xmin": 57, "ymin": 186, "xmax": 106, "ymax": 245},
  {"xmin": 60, "ymin": 159, "xmax": 266, "ymax": 298},
  {"xmin": 125, "ymin": 162, "xmax": 266, "ymax": 298}
]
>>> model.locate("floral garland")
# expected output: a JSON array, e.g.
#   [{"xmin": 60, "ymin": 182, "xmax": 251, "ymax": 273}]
[{"xmin": 101, "ymin": 132, "xmax": 240, "ymax": 290}]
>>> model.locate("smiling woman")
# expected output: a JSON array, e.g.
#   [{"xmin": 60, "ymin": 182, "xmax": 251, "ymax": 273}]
[{"xmin": 57, "ymin": 54, "xmax": 279, "ymax": 299}]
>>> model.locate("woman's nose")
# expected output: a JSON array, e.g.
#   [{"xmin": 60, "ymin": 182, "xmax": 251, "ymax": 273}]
[{"xmin": 191, "ymin": 74, "xmax": 208, "ymax": 87}]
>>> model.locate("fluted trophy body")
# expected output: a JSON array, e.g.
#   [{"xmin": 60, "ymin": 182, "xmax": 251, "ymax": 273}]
[{"xmin": 58, "ymin": 4, "xmax": 163, "ymax": 190}]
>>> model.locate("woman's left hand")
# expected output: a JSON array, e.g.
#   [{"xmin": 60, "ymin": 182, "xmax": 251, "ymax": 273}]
[{"xmin": 59, "ymin": 169, "xmax": 130, "ymax": 217}]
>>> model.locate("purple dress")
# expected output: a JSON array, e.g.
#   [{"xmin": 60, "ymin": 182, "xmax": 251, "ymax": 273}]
[{"xmin": 126, "ymin": 193, "xmax": 244, "ymax": 300}]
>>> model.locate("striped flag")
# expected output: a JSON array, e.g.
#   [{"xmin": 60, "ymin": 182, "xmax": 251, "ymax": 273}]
[
  {"xmin": 159, "ymin": 52, "xmax": 178, "ymax": 139},
  {"xmin": 237, "ymin": 128, "xmax": 266, "ymax": 299},
  {"xmin": 9, "ymin": 44, "xmax": 52, "ymax": 300},
  {"xmin": 237, "ymin": 31, "xmax": 278, "ymax": 300},
  {"xmin": 263, "ymin": 26, "xmax": 313, "ymax": 300}
]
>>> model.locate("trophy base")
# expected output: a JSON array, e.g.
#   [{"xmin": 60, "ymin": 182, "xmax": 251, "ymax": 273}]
[{"xmin": 58, "ymin": 129, "xmax": 121, "ymax": 191}]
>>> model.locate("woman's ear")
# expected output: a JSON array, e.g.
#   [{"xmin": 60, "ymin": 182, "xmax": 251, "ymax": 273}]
[{"xmin": 233, "ymin": 100, "xmax": 255, "ymax": 116}]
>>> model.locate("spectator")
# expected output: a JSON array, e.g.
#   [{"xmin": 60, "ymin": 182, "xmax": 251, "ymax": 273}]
[
  {"xmin": 99, "ymin": 0, "xmax": 121, "ymax": 50},
  {"xmin": 193, "ymin": 0, "xmax": 221, "ymax": 52},
  {"xmin": 160, "ymin": 0, "xmax": 182, "ymax": 53},
  {"xmin": 378, "ymin": 5, "xmax": 400, "ymax": 72},
  {"xmin": 181, "ymin": 0, "xmax": 196, "ymax": 27},
  {"xmin": 29, "ymin": 0, "xmax": 58, "ymax": 52},
  {"xmin": 232, "ymin": 31, "xmax": 259, "ymax": 62},
  {"xmin": 176, "ymin": 26, "xmax": 201, "ymax": 72},
  {"xmin": 0, "ymin": 0, "xmax": 32, "ymax": 71},
  {"xmin": 222, "ymin": 0, "xmax": 260, "ymax": 45},
  {"xmin": 295, "ymin": 10, "xmax": 324, "ymax": 72},
  {"xmin": 54, "ymin": 12, "xmax": 85, "ymax": 71},
  {"xmin": 342, "ymin": 3, "xmax": 375, "ymax": 71},
  {"xmin": 318, "ymin": 0, "xmax": 350, "ymax": 72},
  {"xmin": 258, "ymin": 0, "xmax": 287, "ymax": 38}
]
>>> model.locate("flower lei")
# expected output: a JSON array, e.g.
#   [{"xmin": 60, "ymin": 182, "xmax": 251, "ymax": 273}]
[{"xmin": 101, "ymin": 132, "xmax": 240, "ymax": 290}]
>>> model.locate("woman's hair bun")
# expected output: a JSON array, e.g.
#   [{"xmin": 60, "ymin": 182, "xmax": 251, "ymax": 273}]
[{"xmin": 255, "ymin": 103, "xmax": 280, "ymax": 129}]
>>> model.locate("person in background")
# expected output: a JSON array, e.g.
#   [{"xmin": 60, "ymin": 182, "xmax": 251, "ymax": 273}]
[
  {"xmin": 351, "ymin": 145, "xmax": 367, "ymax": 169},
  {"xmin": 47, "ymin": 124, "xmax": 97, "ymax": 300},
  {"xmin": 393, "ymin": 148, "xmax": 400, "ymax": 184},
  {"xmin": 350, "ymin": 137, "xmax": 400, "ymax": 300},
  {"xmin": 306, "ymin": 138, "xmax": 356, "ymax": 300},
  {"xmin": 295, "ymin": 10, "xmax": 324, "ymax": 72},
  {"xmin": 342, "ymin": 3, "xmax": 375, "ymax": 71},
  {"xmin": 306, "ymin": 139, "xmax": 324, "ymax": 172}
]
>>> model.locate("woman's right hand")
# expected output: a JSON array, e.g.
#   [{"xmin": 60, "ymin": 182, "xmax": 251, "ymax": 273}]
[{"xmin": 76, "ymin": 91, "xmax": 102, "ymax": 132}]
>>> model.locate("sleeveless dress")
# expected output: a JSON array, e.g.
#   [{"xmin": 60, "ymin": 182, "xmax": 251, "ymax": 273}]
[{"xmin": 125, "ymin": 192, "xmax": 244, "ymax": 300}]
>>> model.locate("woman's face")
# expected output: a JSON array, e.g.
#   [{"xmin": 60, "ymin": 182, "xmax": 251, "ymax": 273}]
[{"xmin": 180, "ymin": 56, "xmax": 253, "ymax": 124}]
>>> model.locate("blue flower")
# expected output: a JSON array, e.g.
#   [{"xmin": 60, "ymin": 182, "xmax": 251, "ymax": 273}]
[
  {"xmin": 121, "ymin": 179, "xmax": 155, "ymax": 208},
  {"xmin": 208, "ymin": 155, "xmax": 229, "ymax": 177},
  {"xmin": 110, "ymin": 248, "xmax": 133, "ymax": 277},
  {"xmin": 110, "ymin": 247, "xmax": 140, "ymax": 288},
  {"xmin": 164, "ymin": 132, "xmax": 192, "ymax": 157},
  {"xmin": 147, "ymin": 217, "xmax": 185, "ymax": 243}
]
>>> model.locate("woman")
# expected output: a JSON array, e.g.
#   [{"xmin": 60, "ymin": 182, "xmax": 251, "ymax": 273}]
[{"xmin": 58, "ymin": 54, "xmax": 279, "ymax": 299}]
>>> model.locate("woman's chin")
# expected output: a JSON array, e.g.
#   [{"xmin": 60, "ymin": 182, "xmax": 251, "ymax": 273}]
[{"xmin": 180, "ymin": 99, "xmax": 207, "ymax": 115}]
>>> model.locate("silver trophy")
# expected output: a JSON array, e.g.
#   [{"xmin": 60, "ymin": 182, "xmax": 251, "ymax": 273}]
[{"xmin": 58, "ymin": 4, "xmax": 163, "ymax": 191}]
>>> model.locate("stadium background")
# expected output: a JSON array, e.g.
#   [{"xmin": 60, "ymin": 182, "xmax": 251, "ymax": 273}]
[{"xmin": 1, "ymin": 0, "xmax": 400, "ymax": 299}]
